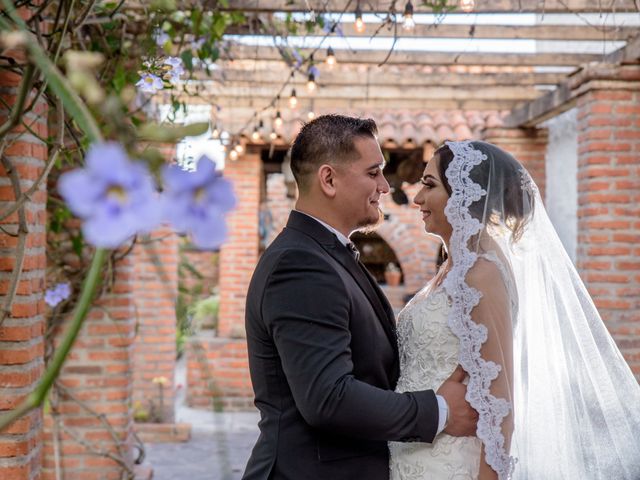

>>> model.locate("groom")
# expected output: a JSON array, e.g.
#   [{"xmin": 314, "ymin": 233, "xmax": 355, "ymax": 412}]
[{"xmin": 243, "ymin": 115, "xmax": 477, "ymax": 480}]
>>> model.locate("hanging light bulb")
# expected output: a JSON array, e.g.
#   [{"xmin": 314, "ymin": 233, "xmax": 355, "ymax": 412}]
[
  {"xmin": 289, "ymin": 88, "xmax": 298, "ymax": 108},
  {"xmin": 459, "ymin": 0, "xmax": 475, "ymax": 12},
  {"xmin": 354, "ymin": 1, "xmax": 365, "ymax": 33},
  {"xmin": 307, "ymin": 110, "xmax": 315, "ymax": 120},
  {"xmin": 251, "ymin": 125, "xmax": 261, "ymax": 141},
  {"xmin": 307, "ymin": 72, "xmax": 316, "ymax": 92},
  {"xmin": 402, "ymin": 0, "xmax": 415, "ymax": 31},
  {"xmin": 234, "ymin": 143, "xmax": 244, "ymax": 155},
  {"xmin": 211, "ymin": 123, "xmax": 220, "ymax": 139},
  {"xmin": 325, "ymin": 46, "xmax": 336, "ymax": 68},
  {"xmin": 269, "ymin": 130, "xmax": 277, "ymax": 141},
  {"xmin": 274, "ymin": 110, "xmax": 283, "ymax": 128},
  {"xmin": 229, "ymin": 149, "xmax": 239, "ymax": 161}
]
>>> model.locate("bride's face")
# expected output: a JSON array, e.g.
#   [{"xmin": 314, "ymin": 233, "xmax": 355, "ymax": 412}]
[{"xmin": 413, "ymin": 155, "xmax": 452, "ymax": 243}]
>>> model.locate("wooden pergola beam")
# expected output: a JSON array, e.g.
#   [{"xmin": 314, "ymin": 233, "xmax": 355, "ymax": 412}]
[
  {"xmin": 185, "ymin": 95, "xmax": 525, "ymax": 111},
  {"xmin": 224, "ymin": 0, "xmax": 640, "ymax": 14},
  {"xmin": 227, "ymin": 22, "xmax": 638, "ymax": 42},
  {"xmin": 201, "ymin": 83, "xmax": 540, "ymax": 101},
  {"xmin": 225, "ymin": 45, "xmax": 603, "ymax": 66},
  {"xmin": 194, "ymin": 68, "xmax": 567, "ymax": 87}
]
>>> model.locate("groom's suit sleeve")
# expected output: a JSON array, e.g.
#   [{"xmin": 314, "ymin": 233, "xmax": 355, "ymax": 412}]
[{"xmin": 262, "ymin": 248, "xmax": 439, "ymax": 443}]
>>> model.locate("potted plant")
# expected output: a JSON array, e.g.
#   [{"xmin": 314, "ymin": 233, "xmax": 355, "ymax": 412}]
[{"xmin": 384, "ymin": 262, "xmax": 402, "ymax": 286}]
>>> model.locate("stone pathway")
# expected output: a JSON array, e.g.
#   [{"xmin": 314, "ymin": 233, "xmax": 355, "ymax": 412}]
[
  {"xmin": 141, "ymin": 358, "xmax": 260, "ymax": 480},
  {"xmin": 143, "ymin": 410, "xmax": 260, "ymax": 480}
]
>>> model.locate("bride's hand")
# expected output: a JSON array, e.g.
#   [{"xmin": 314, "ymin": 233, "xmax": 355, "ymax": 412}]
[{"xmin": 437, "ymin": 365, "xmax": 478, "ymax": 437}]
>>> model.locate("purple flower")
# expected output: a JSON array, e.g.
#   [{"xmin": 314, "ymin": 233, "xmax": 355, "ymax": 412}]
[
  {"xmin": 154, "ymin": 29, "xmax": 170, "ymax": 47},
  {"xmin": 161, "ymin": 156, "xmax": 236, "ymax": 250},
  {"xmin": 309, "ymin": 65, "xmax": 320, "ymax": 79},
  {"xmin": 58, "ymin": 142, "xmax": 161, "ymax": 248},
  {"xmin": 163, "ymin": 57, "xmax": 185, "ymax": 85},
  {"xmin": 292, "ymin": 49, "xmax": 303, "ymax": 69},
  {"xmin": 45, "ymin": 282, "xmax": 71, "ymax": 307},
  {"xmin": 136, "ymin": 73, "xmax": 164, "ymax": 93},
  {"xmin": 191, "ymin": 37, "xmax": 206, "ymax": 50}
]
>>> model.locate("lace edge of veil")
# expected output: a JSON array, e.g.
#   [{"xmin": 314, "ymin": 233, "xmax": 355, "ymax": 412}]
[{"xmin": 442, "ymin": 140, "xmax": 516, "ymax": 480}]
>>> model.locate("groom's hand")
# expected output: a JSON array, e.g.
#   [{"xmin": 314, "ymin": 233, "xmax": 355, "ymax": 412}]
[{"xmin": 437, "ymin": 365, "xmax": 478, "ymax": 437}]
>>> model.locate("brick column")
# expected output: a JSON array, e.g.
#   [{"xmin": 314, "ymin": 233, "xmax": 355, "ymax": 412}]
[
  {"xmin": 186, "ymin": 150, "xmax": 260, "ymax": 410},
  {"xmin": 575, "ymin": 71, "xmax": 640, "ymax": 379},
  {"xmin": 43, "ymin": 256, "xmax": 135, "ymax": 479},
  {"xmin": 0, "ymin": 68, "xmax": 48, "ymax": 478},
  {"xmin": 132, "ymin": 227, "xmax": 179, "ymax": 423},
  {"xmin": 483, "ymin": 127, "xmax": 548, "ymax": 200}
]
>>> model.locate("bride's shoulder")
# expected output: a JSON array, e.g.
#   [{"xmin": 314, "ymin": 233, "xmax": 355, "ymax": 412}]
[{"xmin": 466, "ymin": 257, "xmax": 508, "ymax": 295}]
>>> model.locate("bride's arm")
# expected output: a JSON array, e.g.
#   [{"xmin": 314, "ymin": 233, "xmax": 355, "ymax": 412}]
[{"xmin": 466, "ymin": 259, "xmax": 514, "ymax": 479}]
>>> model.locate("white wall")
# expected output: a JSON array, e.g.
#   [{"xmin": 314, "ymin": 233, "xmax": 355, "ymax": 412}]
[{"xmin": 543, "ymin": 109, "xmax": 578, "ymax": 262}]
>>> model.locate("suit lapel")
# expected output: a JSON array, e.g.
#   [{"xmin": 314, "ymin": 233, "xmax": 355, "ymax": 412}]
[{"xmin": 285, "ymin": 212, "xmax": 398, "ymax": 354}]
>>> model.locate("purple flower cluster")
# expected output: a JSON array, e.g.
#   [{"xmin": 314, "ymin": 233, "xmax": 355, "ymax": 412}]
[
  {"xmin": 45, "ymin": 282, "xmax": 71, "ymax": 307},
  {"xmin": 58, "ymin": 143, "xmax": 236, "ymax": 250}
]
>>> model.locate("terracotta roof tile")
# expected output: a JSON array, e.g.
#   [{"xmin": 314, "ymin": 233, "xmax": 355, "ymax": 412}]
[{"xmin": 267, "ymin": 109, "xmax": 505, "ymax": 147}]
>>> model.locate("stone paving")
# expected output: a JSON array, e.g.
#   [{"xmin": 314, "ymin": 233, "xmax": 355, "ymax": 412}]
[
  {"xmin": 141, "ymin": 359, "xmax": 260, "ymax": 480},
  {"xmin": 143, "ymin": 409, "xmax": 260, "ymax": 480}
]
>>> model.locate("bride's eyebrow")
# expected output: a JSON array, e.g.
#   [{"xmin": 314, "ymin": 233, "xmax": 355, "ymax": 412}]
[{"xmin": 422, "ymin": 174, "xmax": 439, "ymax": 182}]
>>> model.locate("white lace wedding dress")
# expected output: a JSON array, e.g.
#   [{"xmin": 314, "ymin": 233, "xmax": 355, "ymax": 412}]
[
  {"xmin": 390, "ymin": 251, "xmax": 519, "ymax": 480},
  {"xmin": 389, "ymin": 281, "xmax": 482, "ymax": 480}
]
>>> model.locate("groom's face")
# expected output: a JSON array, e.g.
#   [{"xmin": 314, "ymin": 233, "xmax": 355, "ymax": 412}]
[{"xmin": 334, "ymin": 136, "xmax": 389, "ymax": 231}]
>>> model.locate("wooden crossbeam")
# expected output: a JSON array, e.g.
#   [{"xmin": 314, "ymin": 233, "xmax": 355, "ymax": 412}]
[
  {"xmin": 188, "ymin": 95, "xmax": 529, "ymax": 111},
  {"xmin": 202, "ymin": 83, "xmax": 540, "ymax": 101},
  {"xmin": 195, "ymin": 68, "xmax": 568, "ymax": 87},
  {"xmin": 225, "ymin": 45, "xmax": 603, "ymax": 66},
  {"xmin": 227, "ymin": 22, "xmax": 638, "ymax": 42},
  {"xmin": 224, "ymin": 0, "xmax": 640, "ymax": 14}
]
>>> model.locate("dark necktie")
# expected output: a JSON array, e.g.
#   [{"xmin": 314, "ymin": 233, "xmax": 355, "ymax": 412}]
[{"xmin": 346, "ymin": 242, "xmax": 360, "ymax": 262}]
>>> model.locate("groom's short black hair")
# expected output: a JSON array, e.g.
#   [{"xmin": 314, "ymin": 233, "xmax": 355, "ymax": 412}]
[{"xmin": 290, "ymin": 114, "xmax": 378, "ymax": 193}]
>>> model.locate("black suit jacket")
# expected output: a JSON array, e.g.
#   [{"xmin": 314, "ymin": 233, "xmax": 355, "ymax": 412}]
[{"xmin": 242, "ymin": 211, "xmax": 439, "ymax": 480}]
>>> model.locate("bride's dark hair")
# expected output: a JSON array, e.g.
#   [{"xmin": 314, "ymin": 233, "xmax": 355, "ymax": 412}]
[{"xmin": 435, "ymin": 141, "xmax": 535, "ymax": 242}]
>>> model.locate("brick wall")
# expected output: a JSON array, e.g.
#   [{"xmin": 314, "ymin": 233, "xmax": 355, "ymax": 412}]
[
  {"xmin": 132, "ymin": 227, "xmax": 179, "ymax": 423},
  {"xmin": 0, "ymin": 70, "xmax": 48, "ymax": 480},
  {"xmin": 575, "ymin": 78, "xmax": 640, "ymax": 379},
  {"xmin": 186, "ymin": 150, "xmax": 260, "ymax": 409},
  {"xmin": 216, "ymin": 151, "xmax": 260, "ymax": 338},
  {"xmin": 42, "ymin": 256, "xmax": 135, "ymax": 479}
]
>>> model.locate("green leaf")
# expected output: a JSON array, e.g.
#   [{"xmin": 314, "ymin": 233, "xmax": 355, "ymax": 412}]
[
  {"xmin": 180, "ymin": 49, "xmax": 194, "ymax": 72},
  {"xmin": 71, "ymin": 234, "xmax": 84, "ymax": 257}
]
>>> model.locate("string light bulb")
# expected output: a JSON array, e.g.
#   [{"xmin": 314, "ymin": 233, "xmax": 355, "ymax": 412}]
[
  {"xmin": 325, "ymin": 46, "xmax": 336, "ymax": 68},
  {"xmin": 274, "ymin": 110, "xmax": 283, "ymax": 128},
  {"xmin": 307, "ymin": 110, "xmax": 315, "ymax": 120},
  {"xmin": 234, "ymin": 143, "xmax": 244, "ymax": 155},
  {"xmin": 269, "ymin": 130, "xmax": 277, "ymax": 141},
  {"xmin": 251, "ymin": 121, "xmax": 262, "ymax": 141},
  {"xmin": 211, "ymin": 123, "xmax": 220, "ymax": 139},
  {"xmin": 229, "ymin": 149, "xmax": 238, "ymax": 161},
  {"xmin": 307, "ymin": 72, "xmax": 316, "ymax": 92},
  {"xmin": 354, "ymin": 1, "xmax": 365, "ymax": 33},
  {"xmin": 289, "ymin": 88, "xmax": 298, "ymax": 108},
  {"xmin": 459, "ymin": 0, "xmax": 475, "ymax": 12},
  {"xmin": 402, "ymin": 0, "xmax": 415, "ymax": 31}
]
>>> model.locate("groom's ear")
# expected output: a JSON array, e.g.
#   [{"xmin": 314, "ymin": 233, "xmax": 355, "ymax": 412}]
[{"xmin": 318, "ymin": 164, "xmax": 337, "ymax": 198}]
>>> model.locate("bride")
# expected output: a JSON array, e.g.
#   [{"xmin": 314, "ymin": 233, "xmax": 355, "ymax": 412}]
[{"xmin": 389, "ymin": 141, "xmax": 640, "ymax": 479}]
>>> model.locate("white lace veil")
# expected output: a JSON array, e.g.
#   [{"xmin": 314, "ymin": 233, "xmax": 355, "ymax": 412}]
[{"xmin": 440, "ymin": 140, "xmax": 640, "ymax": 479}]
